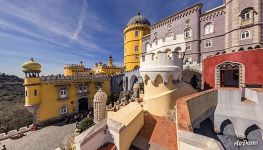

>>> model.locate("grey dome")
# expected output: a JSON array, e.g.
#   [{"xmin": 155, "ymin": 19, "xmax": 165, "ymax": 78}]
[{"xmin": 127, "ymin": 12, "xmax": 150, "ymax": 26}]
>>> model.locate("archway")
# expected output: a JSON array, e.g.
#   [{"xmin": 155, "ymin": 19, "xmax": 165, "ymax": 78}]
[
  {"xmin": 216, "ymin": 62, "xmax": 245, "ymax": 88},
  {"xmin": 130, "ymin": 75, "xmax": 138, "ymax": 90},
  {"xmin": 78, "ymin": 97, "xmax": 89, "ymax": 113},
  {"xmin": 119, "ymin": 80, "xmax": 123, "ymax": 91}
]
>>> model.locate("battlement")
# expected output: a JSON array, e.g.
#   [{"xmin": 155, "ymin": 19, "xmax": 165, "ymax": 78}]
[
  {"xmin": 64, "ymin": 64, "xmax": 84, "ymax": 69},
  {"xmin": 141, "ymin": 51, "xmax": 182, "ymax": 68},
  {"xmin": 200, "ymin": 5, "xmax": 225, "ymax": 21},
  {"xmin": 40, "ymin": 74, "xmax": 110, "ymax": 84},
  {"xmin": 144, "ymin": 34, "xmax": 186, "ymax": 53},
  {"xmin": 151, "ymin": 3, "xmax": 202, "ymax": 30},
  {"xmin": 140, "ymin": 51, "xmax": 183, "ymax": 83}
]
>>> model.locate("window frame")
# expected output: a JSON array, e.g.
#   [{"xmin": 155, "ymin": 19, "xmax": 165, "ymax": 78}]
[
  {"xmin": 60, "ymin": 89, "xmax": 67, "ymax": 99},
  {"xmin": 135, "ymin": 31, "xmax": 139, "ymax": 37},
  {"xmin": 240, "ymin": 30, "xmax": 250, "ymax": 40},
  {"xmin": 204, "ymin": 40, "xmax": 213, "ymax": 48},
  {"xmin": 60, "ymin": 106, "xmax": 67, "ymax": 115},
  {"xmin": 184, "ymin": 28, "xmax": 192, "ymax": 39},
  {"xmin": 204, "ymin": 22, "xmax": 214, "ymax": 35},
  {"xmin": 135, "ymin": 46, "xmax": 139, "ymax": 52}
]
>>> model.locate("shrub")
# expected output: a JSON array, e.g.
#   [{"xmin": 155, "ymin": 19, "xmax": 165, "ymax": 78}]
[{"xmin": 76, "ymin": 117, "xmax": 94, "ymax": 133}]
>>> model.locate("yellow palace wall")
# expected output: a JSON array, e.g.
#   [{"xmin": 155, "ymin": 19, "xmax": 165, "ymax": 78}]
[
  {"xmin": 124, "ymin": 24, "xmax": 150, "ymax": 71},
  {"xmin": 25, "ymin": 80, "xmax": 111, "ymax": 124}
]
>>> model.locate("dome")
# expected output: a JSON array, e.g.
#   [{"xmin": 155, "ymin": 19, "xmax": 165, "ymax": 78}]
[
  {"xmin": 22, "ymin": 58, "xmax": 41, "ymax": 71},
  {"xmin": 94, "ymin": 88, "xmax": 107, "ymax": 101},
  {"xmin": 127, "ymin": 12, "xmax": 150, "ymax": 26}
]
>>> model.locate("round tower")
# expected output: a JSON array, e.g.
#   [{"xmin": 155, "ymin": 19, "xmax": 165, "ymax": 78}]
[
  {"xmin": 22, "ymin": 58, "xmax": 41, "ymax": 123},
  {"xmin": 93, "ymin": 88, "xmax": 107, "ymax": 124},
  {"xmin": 140, "ymin": 51, "xmax": 196, "ymax": 116},
  {"xmin": 124, "ymin": 11, "xmax": 150, "ymax": 71}
]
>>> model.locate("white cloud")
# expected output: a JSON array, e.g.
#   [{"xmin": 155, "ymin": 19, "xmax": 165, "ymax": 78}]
[{"xmin": 72, "ymin": 0, "xmax": 87, "ymax": 40}]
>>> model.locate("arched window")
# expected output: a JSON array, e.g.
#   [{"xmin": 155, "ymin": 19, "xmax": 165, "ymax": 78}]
[
  {"xmin": 204, "ymin": 22, "xmax": 214, "ymax": 35},
  {"xmin": 241, "ymin": 30, "xmax": 250, "ymax": 39},
  {"xmin": 205, "ymin": 40, "xmax": 213, "ymax": 48},
  {"xmin": 184, "ymin": 28, "xmax": 192, "ymax": 38},
  {"xmin": 241, "ymin": 8, "xmax": 253, "ymax": 20}
]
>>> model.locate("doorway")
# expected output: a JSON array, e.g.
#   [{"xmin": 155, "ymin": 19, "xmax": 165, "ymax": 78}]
[
  {"xmin": 220, "ymin": 69, "xmax": 239, "ymax": 87},
  {"xmin": 78, "ymin": 97, "xmax": 89, "ymax": 112}
]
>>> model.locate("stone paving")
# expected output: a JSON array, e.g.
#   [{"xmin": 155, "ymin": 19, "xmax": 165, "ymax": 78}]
[
  {"xmin": 0, "ymin": 122, "xmax": 75, "ymax": 150},
  {"xmin": 132, "ymin": 113, "xmax": 177, "ymax": 150}
]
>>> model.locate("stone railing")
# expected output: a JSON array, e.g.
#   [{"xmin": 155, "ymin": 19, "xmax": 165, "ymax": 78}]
[
  {"xmin": 0, "ymin": 124, "xmax": 33, "ymax": 140},
  {"xmin": 106, "ymin": 96, "xmax": 137, "ymax": 112},
  {"xmin": 176, "ymin": 89, "xmax": 218, "ymax": 131}
]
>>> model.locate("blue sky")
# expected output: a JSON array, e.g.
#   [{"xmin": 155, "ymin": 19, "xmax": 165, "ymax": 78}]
[{"xmin": 0, "ymin": 0, "xmax": 222, "ymax": 77}]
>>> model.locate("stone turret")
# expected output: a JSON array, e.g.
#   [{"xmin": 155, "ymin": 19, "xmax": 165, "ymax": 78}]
[{"xmin": 93, "ymin": 88, "xmax": 107, "ymax": 123}]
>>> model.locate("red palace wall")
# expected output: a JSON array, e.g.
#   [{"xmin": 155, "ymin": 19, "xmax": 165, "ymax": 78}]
[{"xmin": 203, "ymin": 49, "xmax": 263, "ymax": 89}]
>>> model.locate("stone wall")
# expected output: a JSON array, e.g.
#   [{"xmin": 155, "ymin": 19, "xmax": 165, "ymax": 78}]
[
  {"xmin": 0, "ymin": 124, "xmax": 33, "ymax": 140},
  {"xmin": 176, "ymin": 89, "xmax": 217, "ymax": 131}
]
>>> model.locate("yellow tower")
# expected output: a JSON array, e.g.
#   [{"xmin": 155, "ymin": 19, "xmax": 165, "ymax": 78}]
[
  {"xmin": 124, "ymin": 11, "xmax": 150, "ymax": 71},
  {"xmin": 22, "ymin": 58, "xmax": 41, "ymax": 124},
  {"xmin": 107, "ymin": 54, "xmax": 113, "ymax": 67}
]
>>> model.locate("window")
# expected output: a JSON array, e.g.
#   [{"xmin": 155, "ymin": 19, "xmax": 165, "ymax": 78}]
[
  {"xmin": 185, "ymin": 20, "xmax": 191, "ymax": 25},
  {"xmin": 34, "ymin": 90, "xmax": 37, "ymax": 96},
  {"xmin": 205, "ymin": 40, "xmax": 212, "ymax": 48},
  {"xmin": 204, "ymin": 22, "xmax": 214, "ymax": 35},
  {"xmin": 96, "ymin": 83, "xmax": 101, "ymax": 91},
  {"xmin": 25, "ymin": 90, "xmax": 27, "ymax": 97},
  {"xmin": 186, "ymin": 45, "xmax": 191, "ymax": 51},
  {"xmin": 135, "ymin": 46, "xmax": 138, "ymax": 52},
  {"xmin": 153, "ymin": 39, "xmax": 158, "ymax": 45},
  {"xmin": 78, "ymin": 85, "xmax": 88, "ymax": 93},
  {"xmin": 242, "ymin": 12, "xmax": 251, "ymax": 20},
  {"xmin": 241, "ymin": 30, "xmax": 250, "ymax": 39},
  {"xmin": 60, "ymin": 106, "xmax": 67, "ymax": 115},
  {"xmin": 135, "ymin": 31, "xmax": 139, "ymax": 37},
  {"xmin": 241, "ymin": 9, "xmax": 253, "ymax": 20},
  {"xmin": 60, "ymin": 89, "xmax": 67, "ymax": 99},
  {"xmin": 184, "ymin": 28, "xmax": 192, "ymax": 38},
  {"xmin": 135, "ymin": 55, "xmax": 139, "ymax": 60}
]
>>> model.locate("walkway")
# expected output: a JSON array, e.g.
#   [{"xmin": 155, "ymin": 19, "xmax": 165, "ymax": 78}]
[
  {"xmin": 132, "ymin": 113, "xmax": 177, "ymax": 150},
  {"xmin": 0, "ymin": 122, "xmax": 75, "ymax": 150}
]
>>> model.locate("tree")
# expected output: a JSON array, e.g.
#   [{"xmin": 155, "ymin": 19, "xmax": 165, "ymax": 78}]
[{"xmin": 76, "ymin": 117, "xmax": 94, "ymax": 133}]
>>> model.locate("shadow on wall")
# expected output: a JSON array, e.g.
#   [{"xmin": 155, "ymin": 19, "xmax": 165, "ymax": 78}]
[
  {"xmin": 204, "ymin": 82, "xmax": 213, "ymax": 90},
  {"xmin": 181, "ymin": 69, "xmax": 202, "ymax": 89}
]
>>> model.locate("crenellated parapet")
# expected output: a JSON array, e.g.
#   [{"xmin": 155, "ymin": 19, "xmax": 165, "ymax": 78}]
[
  {"xmin": 150, "ymin": 3, "xmax": 203, "ymax": 30},
  {"xmin": 144, "ymin": 34, "xmax": 186, "ymax": 53},
  {"xmin": 140, "ymin": 51, "xmax": 183, "ymax": 83},
  {"xmin": 40, "ymin": 74, "xmax": 110, "ymax": 84},
  {"xmin": 64, "ymin": 64, "xmax": 85, "ymax": 69},
  {"xmin": 200, "ymin": 5, "xmax": 225, "ymax": 21}
]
